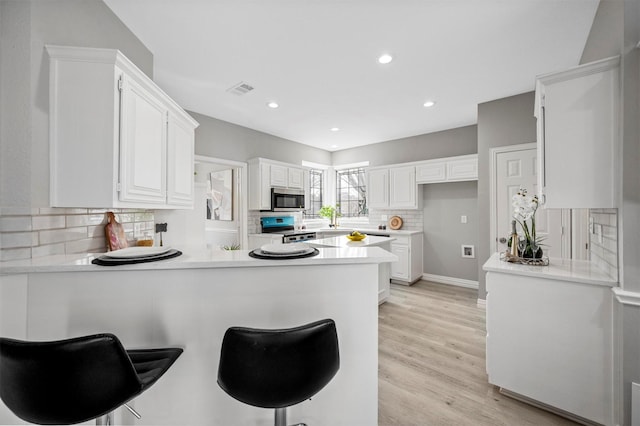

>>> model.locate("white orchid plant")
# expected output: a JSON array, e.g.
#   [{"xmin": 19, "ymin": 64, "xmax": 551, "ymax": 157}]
[{"xmin": 512, "ymin": 187, "xmax": 544, "ymax": 258}]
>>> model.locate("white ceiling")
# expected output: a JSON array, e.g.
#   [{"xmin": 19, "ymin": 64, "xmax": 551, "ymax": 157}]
[{"xmin": 104, "ymin": 0, "xmax": 599, "ymax": 152}]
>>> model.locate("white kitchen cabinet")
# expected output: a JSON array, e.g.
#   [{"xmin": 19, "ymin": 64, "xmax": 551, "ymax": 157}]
[
  {"xmin": 535, "ymin": 56, "xmax": 619, "ymax": 208},
  {"xmin": 269, "ymin": 164, "xmax": 288, "ymax": 188},
  {"xmin": 288, "ymin": 167, "xmax": 304, "ymax": 189},
  {"xmin": 248, "ymin": 158, "xmax": 309, "ymax": 210},
  {"xmin": 415, "ymin": 161, "xmax": 446, "ymax": 183},
  {"xmin": 47, "ymin": 45, "xmax": 198, "ymax": 209},
  {"xmin": 367, "ymin": 168, "xmax": 389, "ymax": 209},
  {"xmin": 415, "ymin": 154, "xmax": 478, "ymax": 184},
  {"xmin": 390, "ymin": 233, "xmax": 423, "ymax": 285},
  {"xmin": 367, "ymin": 166, "xmax": 418, "ymax": 209},
  {"xmin": 484, "ymin": 260, "xmax": 615, "ymax": 426}
]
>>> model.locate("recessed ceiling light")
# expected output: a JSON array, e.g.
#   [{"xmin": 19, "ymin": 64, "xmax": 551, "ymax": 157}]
[
  {"xmin": 330, "ymin": 127, "xmax": 340, "ymax": 132},
  {"xmin": 378, "ymin": 54, "xmax": 393, "ymax": 64},
  {"xmin": 423, "ymin": 100, "xmax": 436, "ymax": 108},
  {"xmin": 267, "ymin": 102, "xmax": 279, "ymax": 109},
  {"xmin": 331, "ymin": 144, "xmax": 339, "ymax": 149}
]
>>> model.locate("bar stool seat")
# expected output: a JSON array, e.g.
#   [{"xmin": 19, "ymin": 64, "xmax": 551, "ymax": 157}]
[
  {"xmin": 0, "ymin": 333, "xmax": 183, "ymax": 425},
  {"xmin": 217, "ymin": 319, "xmax": 339, "ymax": 426}
]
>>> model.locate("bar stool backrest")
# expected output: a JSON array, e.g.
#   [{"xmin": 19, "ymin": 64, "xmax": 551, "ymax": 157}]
[
  {"xmin": 0, "ymin": 333, "xmax": 141, "ymax": 425},
  {"xmin": 217, "ymin": 318, "xmax": 340, "ymax": 409}
]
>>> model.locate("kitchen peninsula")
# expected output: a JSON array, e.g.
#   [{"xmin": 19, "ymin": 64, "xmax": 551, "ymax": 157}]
[{"xmin": 0, "ymin": 247, "xmax": 397, "ymax": 425}]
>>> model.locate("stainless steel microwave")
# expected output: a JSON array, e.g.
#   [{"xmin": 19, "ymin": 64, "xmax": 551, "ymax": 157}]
[{"xmin": 269, "ymin": 188, "xmax": 305, "ymax": 211}]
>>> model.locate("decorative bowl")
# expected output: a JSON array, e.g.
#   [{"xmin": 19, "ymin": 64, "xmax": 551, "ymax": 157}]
[{"xmin": 346, "ymin": 234, "xmax": 366, "ymax": 241}]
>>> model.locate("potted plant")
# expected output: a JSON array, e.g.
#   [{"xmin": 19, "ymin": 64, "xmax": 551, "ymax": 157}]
[
  {"xmin": 512, "ymin": 187, "xmax": 544, "ymax": 258},
  {"xmin": 318, "ymin": 205, "xmax": 341, "ymax": 228}
]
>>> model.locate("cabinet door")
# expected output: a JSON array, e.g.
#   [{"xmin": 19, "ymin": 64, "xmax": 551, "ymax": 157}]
[
  {"xmin": 447, "ymin": 157, "xmax": 478, "ymax": 181},
  {"xmin": 389, "ymin": 166, "xmax": 416, "ymax": 208},
  {"xmin": 270, "ymin": 164, "xmax": 288, "ymax": 188},
  {"xmin": 167, "ymin": 112, "xmax": 195, "ymax": 207},
  {"xmin": 119, "ymin": 75, "xmax": 167, "ymax": 204},
  {"xmin": 367, "ymin": 169, "xmax": 389, "ymax": 208},
  {"xmin": 390, "ymin": 243, "xmax": 409, "ymax": 280},
  {"xmin": 416, "ymin": 161, "xmax": 446, "ymax": 183},
  {"xmin": 537, "ymin": 57, "xmax": 618, "ymax": 208},
  {"xmin": 288, "ymin": 167, "xmax": 304, "ymax": 189}
]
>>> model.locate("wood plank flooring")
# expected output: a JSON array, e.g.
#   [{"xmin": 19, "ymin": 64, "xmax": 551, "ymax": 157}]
[{"xmin": 378, "ymin": 280, "xmax": 578, "ymax": 426}]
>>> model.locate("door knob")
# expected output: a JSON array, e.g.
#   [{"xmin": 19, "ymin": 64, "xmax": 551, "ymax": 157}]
[{"xmin": 498, "ymin": 237, "xmax": 507, "ymax": 244}]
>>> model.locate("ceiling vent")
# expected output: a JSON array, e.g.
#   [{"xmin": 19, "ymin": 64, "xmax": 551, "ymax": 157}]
[{"xmin": 227, "ymin": 81, "xmax": 254, "ymax": 96}]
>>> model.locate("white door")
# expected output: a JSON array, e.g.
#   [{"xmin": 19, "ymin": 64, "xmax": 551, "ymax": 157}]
[
  {"xmin": 167, "ymin": 112, "xmax": 195, "ymax": 207},
  {"xmin": 390, "ymin": 243, "xmax": 409, "ymax": 280},
  {"xmin": 492, "ymin": 144, "xmax": 564, "ymax": 258},
  {"xmin": 389, "ymin": 166, "xmax": 416, "ymax": 208}
]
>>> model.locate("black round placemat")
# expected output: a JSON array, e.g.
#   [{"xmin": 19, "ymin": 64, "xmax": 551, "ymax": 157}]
[
  {"xmin": 91, "ymin": 249, "xmax": 182, "ymax": 266},
  {"xmin": 249, "ymin": 248, "xmax": 319, "ymax": 260}
]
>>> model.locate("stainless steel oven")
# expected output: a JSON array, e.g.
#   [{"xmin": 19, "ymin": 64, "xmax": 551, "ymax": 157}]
[{"xmin": 269, "ymin": 188, "xmax": 305, "ymax": 212}]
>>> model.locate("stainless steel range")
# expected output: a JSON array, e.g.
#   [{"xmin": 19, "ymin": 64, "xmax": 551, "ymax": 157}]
[{"xmin": 260, "ymin": 216, "xmax": 317, "ymax": 243}]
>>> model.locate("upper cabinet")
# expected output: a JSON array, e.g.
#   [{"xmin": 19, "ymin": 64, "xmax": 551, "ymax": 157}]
[
  {"xmin": 47, "ymin": 45, "xmax": 198, "ymax": 209},
  {"xmin": 248, "ymin": 158, "xmax": 308, "ymax": 210},
  {"xmin": 535, "ymin": 56, "xmax": 619, "ymax": 209},
  {"xmin": 367, "ymin": 165, "xmax": 418, "ymax": 209},
  {"xmin": 415, "ymin": 154, "xmax": 478, "ymax": 184}
]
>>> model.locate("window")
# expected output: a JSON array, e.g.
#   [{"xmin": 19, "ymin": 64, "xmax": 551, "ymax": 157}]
[
  {"xmin": 336, "ymin": 168, "xmax": 367, "ymax": 217},
  {"xmin": 306, "ymin": 169, "xmax": 324, "ymax": 218}
]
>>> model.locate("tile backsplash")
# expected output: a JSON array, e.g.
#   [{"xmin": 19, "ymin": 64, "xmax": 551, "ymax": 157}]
[
  {"xmin": 589, "ymin": 208, "xmax": 618, "ymax": 281},
  {"xmin": 0, "ymin": 208, "xmax": 154, "ymax": 262}
]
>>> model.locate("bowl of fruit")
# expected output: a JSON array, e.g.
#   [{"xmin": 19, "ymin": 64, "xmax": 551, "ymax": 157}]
[{"xmin": 346, "ymin": 231, "xmax": 366, "ymax": 241}]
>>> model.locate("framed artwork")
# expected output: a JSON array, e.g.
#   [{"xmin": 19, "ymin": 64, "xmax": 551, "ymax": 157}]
[{"xmin": 207, "ymin": 169, "xmax": 233, "ymax": 221}]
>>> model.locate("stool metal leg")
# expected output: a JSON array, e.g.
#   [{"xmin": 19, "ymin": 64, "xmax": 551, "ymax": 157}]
[
  {"xmin": 275, "ymin": 407, "xmax": 286, "ymax": 426},
  {"xmin": 95, "ymin": 412, "xmax": 112, "ymax": 425}
]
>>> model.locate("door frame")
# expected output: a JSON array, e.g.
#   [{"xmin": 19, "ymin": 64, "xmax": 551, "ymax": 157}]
[
  {"xmin": 195, "ymin": 155, "xmax": 248, "ymax": 249},
  {"xmin": 490, "ymin": 143, "xmax": 574, "ymax": 257}
]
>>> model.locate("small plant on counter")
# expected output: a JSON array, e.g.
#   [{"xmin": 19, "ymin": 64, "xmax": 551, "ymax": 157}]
[
  {"xmin": 318, "ymin": 205, "xmax": 341, "ymax": 227},
  {"xmin": 221, "ymin": 244, "xmax": 241, "ymax": 250},
  {"xmin": 512, "ymin": 187, "xmax": 545, "ymax": 258}
]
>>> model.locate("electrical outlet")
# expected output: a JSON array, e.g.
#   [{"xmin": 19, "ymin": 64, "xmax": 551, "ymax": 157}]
[
  {"xmin": 461, "ymin": 215, "xmax": 467, "ymax": 224},
  {"xmin": 381, "ymin": 215, "xmax": 388, "ymax": 221}
]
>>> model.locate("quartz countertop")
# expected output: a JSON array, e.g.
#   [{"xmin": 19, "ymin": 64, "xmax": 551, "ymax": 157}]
[
  {"xmin": 0, "ymin": 246, "xmax": 398, "ymax": 274},
  {"xmin": 307, "ymin": 235, "xmax": 395, "ymax": 248},
  {"xmin": 483, "ymin": 252, "xmax": 618, "ymax": 287}
]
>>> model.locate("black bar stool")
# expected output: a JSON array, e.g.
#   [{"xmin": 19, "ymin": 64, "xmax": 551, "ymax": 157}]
[
  {"xmin": 0, "ymin": 333, "xmax": 183, "ymax": 425},
  {"xmin": 217, "ymin": 318, "xmax": 339, "ymax": 426}
]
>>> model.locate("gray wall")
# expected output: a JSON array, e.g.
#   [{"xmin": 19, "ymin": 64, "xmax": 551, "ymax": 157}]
[
  {"xmin": 0, "ymin": 0, "xmax": 154, "ymax": 209},
  {"xmin": 331, "ymin": 125, "xmax": 477, "ymax": 166},
  {"xmin": 580, "ymin": 0, "xmax": 623, "ymax": 65},
  {"xmin": 190, "ymin": 111, "xmax": 331, "ymax": 166},
  {"xmin": 477, "ymin": 92, "xmax": 537, "ymax": 298},
  {"xmin": 422, "ymin": 181, "xmax": 478, "ymax": 281}
]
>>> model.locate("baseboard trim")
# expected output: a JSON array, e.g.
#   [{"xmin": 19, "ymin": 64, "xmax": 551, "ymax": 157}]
[
  {"xmin": 499, "ymin": 388, "xmax": 602, "ymax": 426},
  {"xmin": 422, "ymin": 273, "xmax": 478, "ymax": 289}
]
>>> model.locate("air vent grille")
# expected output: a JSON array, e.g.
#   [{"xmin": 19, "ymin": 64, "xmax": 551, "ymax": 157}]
[{"xmin": 227, "ymin": 81, "xmax": 254, "ymax": 96}]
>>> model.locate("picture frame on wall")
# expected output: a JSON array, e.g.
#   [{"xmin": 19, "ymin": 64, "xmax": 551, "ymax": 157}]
[{"xmin": 207, "ymin": 169, "xmax": 233, "ymax": 221}]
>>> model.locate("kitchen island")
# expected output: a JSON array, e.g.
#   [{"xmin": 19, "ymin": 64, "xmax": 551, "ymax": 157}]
[
  {"xmin": 0, "ymin": 247, "xmax": 396, "ymax": 426},
  {"xmin": 307, "ymin": 235, "xmax": 394, "ymax": 304}
]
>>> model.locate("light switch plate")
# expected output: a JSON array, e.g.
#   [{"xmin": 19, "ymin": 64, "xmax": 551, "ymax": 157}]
[{"xmin": 461, "ymin": 215, "xmax": 467, "ymax": 224}]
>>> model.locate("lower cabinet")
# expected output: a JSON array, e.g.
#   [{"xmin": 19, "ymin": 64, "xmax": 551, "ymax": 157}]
[
  {"xmin": 390, "ymin": 233, "xmax": 423, "ymax": 285},
  {"xmin": 486, "ymin": 271, "xmax": 614, "ymax": 425}
]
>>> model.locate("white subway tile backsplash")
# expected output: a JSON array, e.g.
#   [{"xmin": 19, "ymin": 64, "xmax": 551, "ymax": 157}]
[
  {"xmin": 1, "ymin": 232, "xmax": 38, "ymax": 249},
  {"xmin": 0, "ymin": 216, "xmax": 32, "ymax": 232},
  {"xmin": 32, "ymin": 215, "xmax": 66, "ymax": 230},
  {"xmin": 589, "ymin": 209, "xmax": 618, "ymax": 281},
  {"xmin": 0, "ymin": 209, "xmax": 154, "ymax": 260}
]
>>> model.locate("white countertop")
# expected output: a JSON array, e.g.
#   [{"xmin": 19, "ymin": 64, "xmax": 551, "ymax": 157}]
[
  {"xmin": 313, "ymin": 227, "xmax": 422, "ymax": 236},
  {"xmin": 0, "ymin": 246, "xmax": 397, "ymax": 274},
  {"xmin": 483, "ymin": 252, "xmax": 618, "ymax": 287},
  {"xmin": 307, "ymin": 235, "xmax": 394, "ymax": 248}
]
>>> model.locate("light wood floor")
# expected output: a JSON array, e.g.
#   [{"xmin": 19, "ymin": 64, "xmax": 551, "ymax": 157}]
[{"xmin": 378, "ymin": 280, "xmax": 578, "ymax": 426}]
